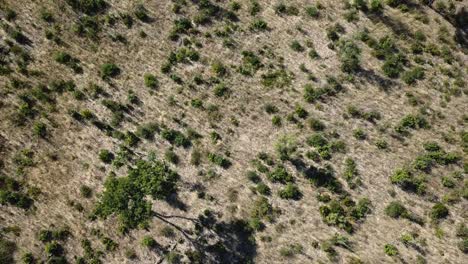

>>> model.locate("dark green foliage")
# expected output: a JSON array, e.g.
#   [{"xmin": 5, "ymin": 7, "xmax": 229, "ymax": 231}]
[
  {"xmin": 0, "ymin": 175, "xmax": 34, "ymax": 209},
  {"xmin": 250, "ymin": 196, "xmax": 274, "ymax": 222},
  {"xmin": 382, "ymin": 55, "xmax": 405, "ymax": 78},
  {"xmin": 290, "ymin": 41, "xmax": 304, "ymax": 52},
  {"xmin": 136, "ymin": 123, "xmax": 159, "ymax": 140},
  {"xmin": 326, "ymin": 24, "xmax": 345, "ymax": 42},
  {"xmin": 249, "ymin": 1, "xmax": 261, "ymax": 16},
  {"xmin": 390, "ymin": 168, "xmax": 425, "ymax": 193},
  {"xmin": 165, "ymin": 149, "xmax": 179, "ymax": 164},
  {"xmin": 343, "ymin": 158, "xmax": 360, "ymax": 188},
  {"xmin": 395, "ymin": 114, "xmax": 429, "ymax": 134},
  {"xmin": 303, "ymin": 77, "xmax": 343, "ymax": 103},
  {"xmin": 261, "ymin": 69, "xmax": 292, "ymax": 88},
  {"xmin": 45, "ymin": 241, "xmax": 63, "ymax": 256},
  {"xmin": 160, "ymin": 129, "xmax": 190, "ymax": 148},
  {"xmin": 402, "ymin": 67, "xmax": 425, "ymax": 85},
  {"xmin": 267, "ymin": 165, "xmax": 293, "ymax": 183},
  {"xmin": 278, "ymin": 183, "xmax": 302, "ymax": 200},
  {"xmin": 385, "ymin": 201, "xmax": 408, "ymax": 218},
  {"xmin": 0, "ymin": 237, "xmax": 16, "ymax": 264},
  {"xmin": 430, "ymin": 203, "xmax": 449, "ymax": 220},
  {"xmin": 306, "ymin": 6, "xmax": 319, "ymax": 18},
  {"xmin": 54, "ymin": 51, "xmax": 82, "ymax": 73},
  {"xmin": 239, "ymin": 50, "xmax": 262, "ymax": 75},
  {"xmin": 101, "ymin": 237, "xmax": 118, "ymax": 251},
  {"xmin": 207, "ymin": 153, "xmax": 231, "ymax": 168},
  {"xmin": 100, "ymin": 63, "xmax": 120, "ymax": 79},
  {"xmin": 309, "ymin": 118, "xmax": 325, "ymax": 131},
  {"xmin": 98, "ymin": 149, "xmax": 114, "ymax": 164},
  {"xmin": 80, "ymin": 185, "xmax": 92, "ymax": 198},
  {"xmin": 338, "ymin": 39, "xmax": 361, "ymax": 73},
  {"xmin": 33, "ymin": 122, "xmax": 47, "ymax": 138},
  {"xmin": 249, "ymin": 19, "xmax": 268, "ymax": 31},
  {"xmin": 256, "ymin": 183, "xmax": 271, "ymax": 195},
  {"xmin": 66, "ymin": 0, "xmax": 107, "ymax": 15},
  {"xmin": 141, "ymin": 236, "xmax": 157, "ymax": 248},
  {"xmin": 274, "ymin": 3, "xmax": 299, "ymax": 16},
  {"xmin": 5, "ymin": 8, "xmax": 17, "ymax": 21},
  {"xmin": 95, "ymin": 159, "xmax": 178, "ymax": 230},
  {"xmin": 319, "ymin": 200, "xmax": 354, "ymax": 233},
  {"xmin": 21, "ymin": 252, "xmax": 35, "ymax": 264},
  {"xmin": 134, "ymin": 5, "xmax": 150, "ymax": 22},
  {"xmin": 412, "ymin": 144, "xmax": 460, "ymax": 172},
  {"xmin": 213, "ymin": 83, "xmax": 230, "ymax": 97},
  {"xmin": 144, "ymin": 74, "xmax": 159, "ymax": 89}
]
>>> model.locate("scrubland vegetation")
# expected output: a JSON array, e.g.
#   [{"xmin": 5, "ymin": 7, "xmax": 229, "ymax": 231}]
[{"xmin": 0, "ymin": 0, "xmax": 466, "ymax": 263}]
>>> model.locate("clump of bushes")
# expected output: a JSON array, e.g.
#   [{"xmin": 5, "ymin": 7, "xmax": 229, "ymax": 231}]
[
  {"xmin": 261, "ymin": 69, "xmax": 292, "ymax": 88},
  {"xmin": 430, "ymin": 203, "xmax": 449, "ymax": 220},
  {"xmin": 160, "ymin": 129, "xmax": 190, "ymax": 148},
  {"xmin": 66, "ymin": 0, "xmax": 107, "ymax": 15},
  {"xmin": 303, "ymin": 76, "xmax": 343, "ymax": 103},
  {"xmin": 338, "ymin": 39, "xmax": 361, "ymax": 73},
  {"xmin": 278, "ymin": 183, "xmax": 302, "ymax": 200},
  {"xmin": 384, "ymin": 243, "xmax": 398, "ymax": 256},
  {"xmin": 207, "ymin": 153, "xmax": 231, "ymax": 168},
  {"xmin": 249, "ymin": 19, "xmax": 268, "ymax": 31},
  {"xmin": 395, "ymin": 114, "xmax": 429, "ymax": 134},
  {"xmin": 98, "ymin": 149, "xmax": 114, "ymax": 164},
  {"xmin": 100, "ymin": 63, "xmax": 120, "ymax": 79},
  {"xmin": 54, "ymin": 51, "xmax": 83, "ymax": 73},
  {"xmin": 144, "ymin": 74, "xmax": 159, "ymax": 89},
  {"xmin": 402, "ymin": 67, "xmax": 425, "ymax": 85},
  {"xmin": 319, "ymin": 196, "xmax": 372, "ymax": 233}
]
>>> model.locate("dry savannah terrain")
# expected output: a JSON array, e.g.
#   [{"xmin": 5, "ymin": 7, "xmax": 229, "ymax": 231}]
[{"xmin": 0, "ymin": 0, "xmax": 467, "ymax": 263}]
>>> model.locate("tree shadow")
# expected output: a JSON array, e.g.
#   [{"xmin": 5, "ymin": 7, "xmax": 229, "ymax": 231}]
[
  {"xmin": 366, "ymin": 13, "xmax": 414, "ymax": 38},
  {"xmin": 357, "ymin": 68, "xmax": 399, "ymax": 92}
]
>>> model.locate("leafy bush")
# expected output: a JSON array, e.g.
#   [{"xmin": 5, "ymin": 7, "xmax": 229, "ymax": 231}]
[
  {"xmin": 249, "ymin": 19, "xmax": 268, "ymax": 31},
  {"xmin": 384, "ymin": 244, "xmax": 398, "ymax": 256},
  {"xmin": 80, "ymin": 185, "xmax": 92, "ymax": 198},
  {"xmin": 98, "ymin": 149, "xmax": 114, "ymax": 164},
  {"xmin": 338, "ymin": 39, "xmax": 361, "ymax": 73},
  {"xmin": 395, "ymin": 114, "xmax": 429, "ymax": 134},
  {"xmin": 390, "ymin": 168, "xmax": 425, "ymax": 193},
  {"xmin": 160, "ymin": 129, "xmax": 190, "ymax": 148},
  {"xmin": 207, "ymin": 153, "xmax": 231, "ymax": 168},
  {"xmin": 290, "ymin": 41, "xmax": 304, "ymax": 52},
  {"xmin": 402, "ymin": 67, "xmax": 425, "ymax": 85},
  {"xmin": 306, "ymin": 6, "xmax": 319, "ymax": 18},
  {"xmin": 430, "ymin": 203, "xmax": 449, "ymax": 220},
  {"xmin": 382, "ymin": 55, "xmax": 405, "ymax": 78},
  {"xmin": 213, "ymin": 83, "xmax": 230, "ymax": 97},
  {"xmin": 309, "ymin": 118, "xmax": 325, "ymax": 131},
  {"xmin": 278, "ymin": 183, "xmax": 302, "ymax": 200},
  {"xmin": 33, "ymin": 122, "xmax": 47, "ymax": 138},
  {"xmin": 100, "ymin": 63, "xmax": 120, "ymax": 79},
  {"xmin": 261, "ymin": 69, "xmax": 292, "ymax": 88},
  {"xmin": 141, "ymin": 236, "xmax": 157, "ymax": 248},
  {"xmin": 54, "ymin": 51, "xmax": 82, "ymax": 73},
  {"xmin": 165, "ymin": 149, "xmax": 179, "ymax": 164},
  {"xmin": 144, "ymin": 74, "xmax": 159, "ymax": 89},
  {"xmin": 66, "ymin": 0, "xmax": 107, "ymax": 15},
  {"xmin": 256, "ymin": 183, "xmax": 271, "ymax": 195},
  {"xmin": 274, "ymin": 3, "xmax": 299, "ymax": 16},
  {"xmin": 0, "ymin": 237, "xmax": 16, "ymax": 263},
  {"xmin": 385, "ymin": 201, "xmax": 407, "ymax": 218},
  {"xmin": 267, "ymin": 166, "xmax": 293, "ymax": 183}
]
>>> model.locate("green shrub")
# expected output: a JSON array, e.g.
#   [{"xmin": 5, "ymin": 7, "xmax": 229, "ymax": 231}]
[
  {"xmin": 395, "ymin": 114, "xmax": 429, "ymax": 134},
  {"xmin": 33, "ymin": 122, "xmax": 47, "ymax": 138},
  {"xmin": 80, "ymin": 185, "xmax": 93, "ymax": 198},
  {"xmin": 309, "ymin": 118, "xmax": 325, "ymax": 131},
  {"xmin": 338, "ymin": 40, "xmax": 361, "ymax": 73},
  {"xmin": 278, "ymin": 183, "xmax": 302, "ymax": 200},
  {"xmin": 267, "ymin": 166, "xmax": 293, "ymax": 183},
  {"xmin": 21, "ymin": 252, "xmax": 35, "ymax": 264},
  {"xmin": 144, "ymin": 74, "xmax": 159, "ymax": 89},
  {"xmin": 99, "ymin": 149, "xmax": 114, "ymax": 164},
  {"xmin": 384, "ymin": 244, "xmax": 398, "ymax": 256},
  {"xmin": 5, "ymin": 8, "xmax": 17, "ymax": 21},
  {"xmin": 353, "ymin": 129, "xmax": 367, "ymax": 140},
  {"xmin": 45, "ymin": 241, "xmax": 63, "ymax": 256},
  {"xmin": 402, "ymin": 67, "xmax": 425, "ymax": 85},
  {"xmin": 430, "ymin": 203, "xmax": 449, "ymax": 220},
  {"xmin": 134, "ymin": 4, "xmax": 149, "ymax": 21},
  {"xmin": 100, "ymin": 63, "xmax": 120, "ymax": 79},
  {"xmin": 141, "ymin": 236, "xmax": 157, "ymax": 248},
  {"xmin": 272, "ymin": 115, "xmax": 282, "ymax": 127},
  {"xmin": 165, "ymin": 149, "xmax": 179, "ymax": 164},
  {"xmin": 290, "ymin": 41, "xmax": 304, "ymax": 52},
  {"xmin": 66, "ymin": 0, "xmax": 107, "ymax": 15},
  {"xmin": 250, "ymin": 19, "xmax": 268, "ymax": 31},
  {"xmin": 256, "ymin": 183, "xmax": 271, "ymax": 195},
  {"xmin": 369, "ymin": 0, "xmax": 383, "ymax": 12},
  {"xmin": 207, "ymin": 153, "xmax": 231, "ymax": 168},
  {"xmin": 306, "ymin": 6, "xmax": 319, "ymax": 18},
  {"xmin": 385, "ymin": 201, "xmax": 407, "ymax": 218},
  {"xmin": 213, "ymin": 83, "xmax": 230, "ymax": 97},
  {"xmin": 0, "ymin": 237, "xmax": 16, "ymax": 263}
]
